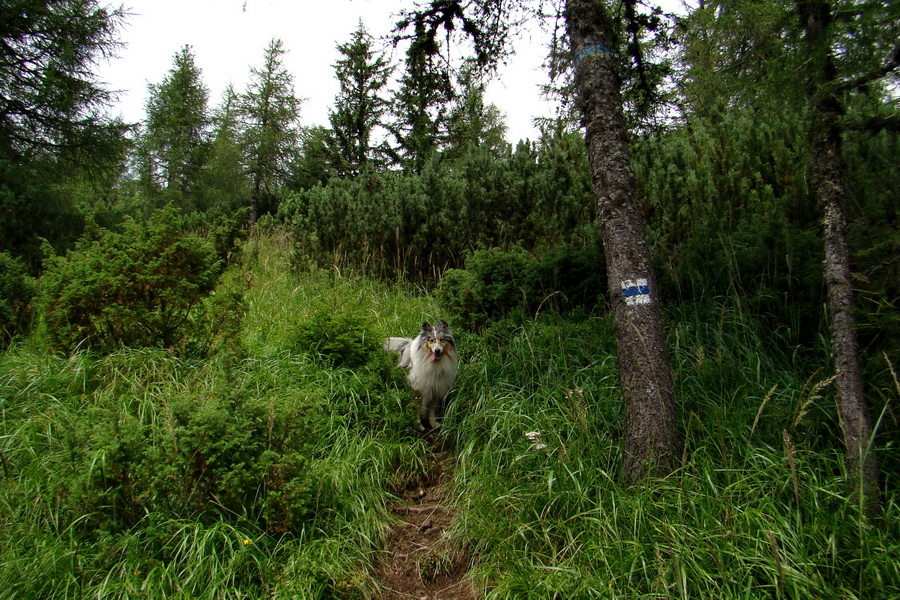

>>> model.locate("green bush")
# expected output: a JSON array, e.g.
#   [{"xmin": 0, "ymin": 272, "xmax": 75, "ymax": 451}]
[
  {"xmin": 278, "ymin": 134, "xmax": 596, "ymax": 279},
  {"xmin": 0, "ymin": 251, "xmax": 36, "ymax": 347},
  {"xmin": 40, "ymin": 207, "xmax": 234, "ymax": 355},
  {"xmin": 438, "ymin": 243, "xmax": 607, "ymax": 332},
  {"xmin": 286, "ymin": 303, "xmax": 379, "ymax": 368}
]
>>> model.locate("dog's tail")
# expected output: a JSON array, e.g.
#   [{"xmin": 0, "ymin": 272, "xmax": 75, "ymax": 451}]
[{"xmin": 384, "ymin": 337, "xmax": 413, "ymax": 369}]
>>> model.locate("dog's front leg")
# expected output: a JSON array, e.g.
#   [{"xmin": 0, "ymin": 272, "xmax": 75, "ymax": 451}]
[{"xmin": 419, "ymin": 393, "xmax": 440, "ymax": 431}]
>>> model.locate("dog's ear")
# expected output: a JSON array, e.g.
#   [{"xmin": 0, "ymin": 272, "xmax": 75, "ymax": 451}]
[
  {"xmin": 437, "ymin": 320, "xmax": 449, "ymax": 330},
  {"xmin": 421, "ymin": 321, "xmax": 432, "ymax": 333}
]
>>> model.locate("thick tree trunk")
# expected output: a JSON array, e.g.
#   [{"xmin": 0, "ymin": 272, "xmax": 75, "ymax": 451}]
[
  {"xmin": 566, "ymin": 0, "xmax": 678, "ymax": 483},
  {"xmin": 801, "ymin": 0, "xmax": 880, "ymax": 505}
]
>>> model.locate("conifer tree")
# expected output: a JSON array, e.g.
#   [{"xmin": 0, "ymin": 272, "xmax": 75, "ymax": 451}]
[
  {"xmin": 327, "ymin": 22, "xmax": 393, "ymax": 177},
  {"xmin": 0, "ymin": 0, "xmax": 127, "ymax": 264},
  {"xmin": 798, "ymin": 0, "xmax": 897, "ymax": 507},
  {"xmin": 197, "ymin": 85, "xmax": 249, "ymax": 216},
  {"xmin": 239, "ymin": 39, "xmax": 302, "ymax": 223},
  {"xmin": 386, "ymin": 18, "xmax": 454, "ymax": 173},
  {"xmin": 0, "ymin": 0, "xmax": 125, "ymax": 161},
  {"xmin": 293, "ymin": 126, "xmax": 336, "ymax": 190},
  {"xmin": 445, "ymin": 63, "xmax": 510, "ymax": 160},
  {"xmin": 142, "ymin": 45, "xmax": 211, "ymax": 206},
  {"xmin": 678, "ymin": 0, "xmax": 898, "ymax": 507}
]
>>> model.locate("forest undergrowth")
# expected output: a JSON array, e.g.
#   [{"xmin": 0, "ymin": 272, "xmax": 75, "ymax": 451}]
[{"xmin": 0, "ymin": 231, "xmax": 897, "ymax": 599}]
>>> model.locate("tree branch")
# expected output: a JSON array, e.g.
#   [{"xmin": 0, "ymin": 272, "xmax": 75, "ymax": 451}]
[
  {"xmin": 843, "ymin": 113, "xmax": 900, "ymax": 134},
  {"xmin": 836, "ymin": 41, "xmax": 900, "ymax": 91}
]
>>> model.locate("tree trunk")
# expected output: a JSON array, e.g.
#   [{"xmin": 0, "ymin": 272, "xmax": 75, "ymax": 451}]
[
  {"xmin": 566, "ymin": 0, "xmax": 678, "ymax": 483},
  {"xmin": 250, "ymin": 175, "xmax": 261, "ymax": 225},
  {"xmin": 800, "ymin": 0, "xmax": 880, "ymax": 505},
  {"xmin": 816, "ymin": 145, "xmax": 880, "ymax": 503}
]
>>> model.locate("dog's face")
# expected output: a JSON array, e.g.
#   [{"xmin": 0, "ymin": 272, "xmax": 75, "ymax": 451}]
[{"xmin": 420, "ymin": 320, "xmax": 456, "ymax": 363}]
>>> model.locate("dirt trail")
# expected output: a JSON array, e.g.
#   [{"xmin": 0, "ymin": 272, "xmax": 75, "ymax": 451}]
[{"xmin": 374, "ymin": 435, "xmax": 476, "ymax": 600}]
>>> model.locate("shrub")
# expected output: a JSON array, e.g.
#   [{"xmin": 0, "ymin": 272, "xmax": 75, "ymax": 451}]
[
  {"xmin": 286, "ymin": 303, "xmax": 379, "ymax": 368},
  {"xmin": 438, "ymin": 243, "xmax": 607, "ymax": 332},
  {"xmin": 0, "ymin": 251, "xmax": 36, "ymax": 347},
  {"xmin": 40, "ymin": 207, "xmax": 233, "ymax": 355}
]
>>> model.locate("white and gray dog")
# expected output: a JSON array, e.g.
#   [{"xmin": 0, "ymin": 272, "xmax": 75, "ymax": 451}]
[{"xmin": 384, "ymin": 321, "xmax": 458, "ymax": 431}]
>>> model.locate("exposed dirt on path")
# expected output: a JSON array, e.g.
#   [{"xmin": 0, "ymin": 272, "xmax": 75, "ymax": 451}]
[{"xmin": 374, "ymin": 435, "xmax": 476, "ymax": 600}]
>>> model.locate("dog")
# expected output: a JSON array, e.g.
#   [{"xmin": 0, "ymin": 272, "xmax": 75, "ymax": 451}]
[{"xmin": 384, "ymin": 321, "xmax": 458, "ymax": 431}]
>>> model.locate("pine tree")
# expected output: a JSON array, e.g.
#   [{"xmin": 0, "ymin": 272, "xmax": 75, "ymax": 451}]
[
  {"xmin": 239, "ymin": 39, "xmax": 302, "ymax": 223},
  {"xmin": 327, "ymin": 22, "xmax": 393, "ymax": 177}
]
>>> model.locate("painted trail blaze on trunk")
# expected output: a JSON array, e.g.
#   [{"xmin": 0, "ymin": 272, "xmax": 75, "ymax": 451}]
[{"xmin": 566, "ymin": 0, "xmax": 678, "ymax": 483}]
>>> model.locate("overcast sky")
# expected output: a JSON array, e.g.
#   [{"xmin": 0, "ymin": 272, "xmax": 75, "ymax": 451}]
[{"xmin": 97, "ymin": 0, "xmax": 559, "ymax": 143}]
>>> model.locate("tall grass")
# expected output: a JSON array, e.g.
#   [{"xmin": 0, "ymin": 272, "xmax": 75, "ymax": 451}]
[
  {"xmin": 1, "ymin": 230, "xmax": 896, "ymax": 598},
  {"xmin": 0, "ymin": 229, "xmax": 441, "ymax": 599},
  {"xmin": 444, "ymin": 304, "xmax": 898, "ymax": 599}
]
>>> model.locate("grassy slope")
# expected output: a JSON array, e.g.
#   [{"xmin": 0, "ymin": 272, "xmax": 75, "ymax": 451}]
[
  {"xmin": 0, "ymin": 230, "xmax": 897, "ymax": 599},
  {"xmin": 447, "ymin": 308, "xmax": 899, "ymax": 598}
]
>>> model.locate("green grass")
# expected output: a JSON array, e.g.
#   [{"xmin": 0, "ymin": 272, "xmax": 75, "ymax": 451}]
[
  {"xmin": 0, "ymin": 229, "xmax": 896, "ymax": 599},
  {"xmin": 444, "ymin": 306, "xmax": 898, "ymax": 599}
]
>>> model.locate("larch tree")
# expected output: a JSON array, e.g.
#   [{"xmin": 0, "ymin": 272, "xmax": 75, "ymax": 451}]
[
  {"xmin": 678, "ymin": 0, "xmax": 898, "ymax": 507},
  {"xmin": 0, "ymin": 0, "xmax": 125, "ymax": 161},
  {"xmin": 395, "ymin": 0, "xmax": 679, "ymax": 482},
  {"xmin": 327, "ymin": 22, "xmax": 393, "ymax": 177},
  {"xmin": 0, "ymin": 0, "xmax": 128, "ymax": 265},
  {"xmin": 239, "ymin": 38, "xmax": 302, "ymax": 223},
  {"xmin": 797, "ymin": 0, "xmax": 898, "ymax": 506}
]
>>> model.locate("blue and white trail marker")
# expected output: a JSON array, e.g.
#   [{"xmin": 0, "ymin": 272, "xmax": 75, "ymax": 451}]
[{"xmin": 621, "ymin": 278, "xmax": 651, "ymax": 306}]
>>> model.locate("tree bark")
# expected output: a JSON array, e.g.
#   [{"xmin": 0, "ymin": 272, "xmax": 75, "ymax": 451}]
[
  {"xmin": 800, "ymin": 0, "xmax": 880, "ymax": 505},
  {"xmin": 566, "ymin": 0, "xmax": 678, "ymax": 483}
]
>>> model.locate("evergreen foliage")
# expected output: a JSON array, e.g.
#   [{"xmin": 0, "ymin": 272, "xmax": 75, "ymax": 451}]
[
  {"xmin": 287, "ymin": 303, "xmax": 379, "ymax": 368},
  {"xmin": 239, "ymin": 39, "xmax": 302, "ymax": 222},
  {"xmin": 0, "ymin": 251, "xmax": 36, "ymax": 347},
  {"xmin": 444, "ymin": 64, "xmax": 510, "ymax": 161},
  {"xmin": 0, "ymin": 0, "xmax": 129, "ymax": 267},
  {"xmin": 39, "ymin": 207, "xmax": 231, "ymax": 355},
  {"xmin": 140, "ymin": 46, "xmax": 211, "ymax": 208},
  {"xmin": 0, "ymin": 0, "xmax": 126, "ymax": 161},
  {"xmin": 195, "ymin": 86, "xmax": 251, "ymax": 218},
  {"xmin": 326, "ymin": 22, "xmax": 393, "ymax": 177},
  {"xmin": 385, "ymin": 18, "xmax": 453, "ymax": 172},
  {"xmin": 632, "ymin": 108, "xmax": 823, "ymax": 330},
  {"xmin": 439, "ymin": 243, "xmax": 606, "ymax": 332},
  {"xmin": 279, "ymin": 130, "xmax": 595, "ymax": 278}
]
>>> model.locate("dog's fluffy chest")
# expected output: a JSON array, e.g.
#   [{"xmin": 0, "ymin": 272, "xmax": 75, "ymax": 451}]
[{"xmin": 407, "ymin": 336, "xmax": 457, "ymax": 397}]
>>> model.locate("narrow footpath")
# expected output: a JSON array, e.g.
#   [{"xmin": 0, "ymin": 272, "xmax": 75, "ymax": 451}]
[{"xmin": 374, "ymin": 436, "xmax": 476, "ymax": 600}]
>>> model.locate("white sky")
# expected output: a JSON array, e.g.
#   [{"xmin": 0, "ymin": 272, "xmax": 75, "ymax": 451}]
[{"xmin": 97, "ymin": 0, "xmax": 560, "ymax": 143}]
